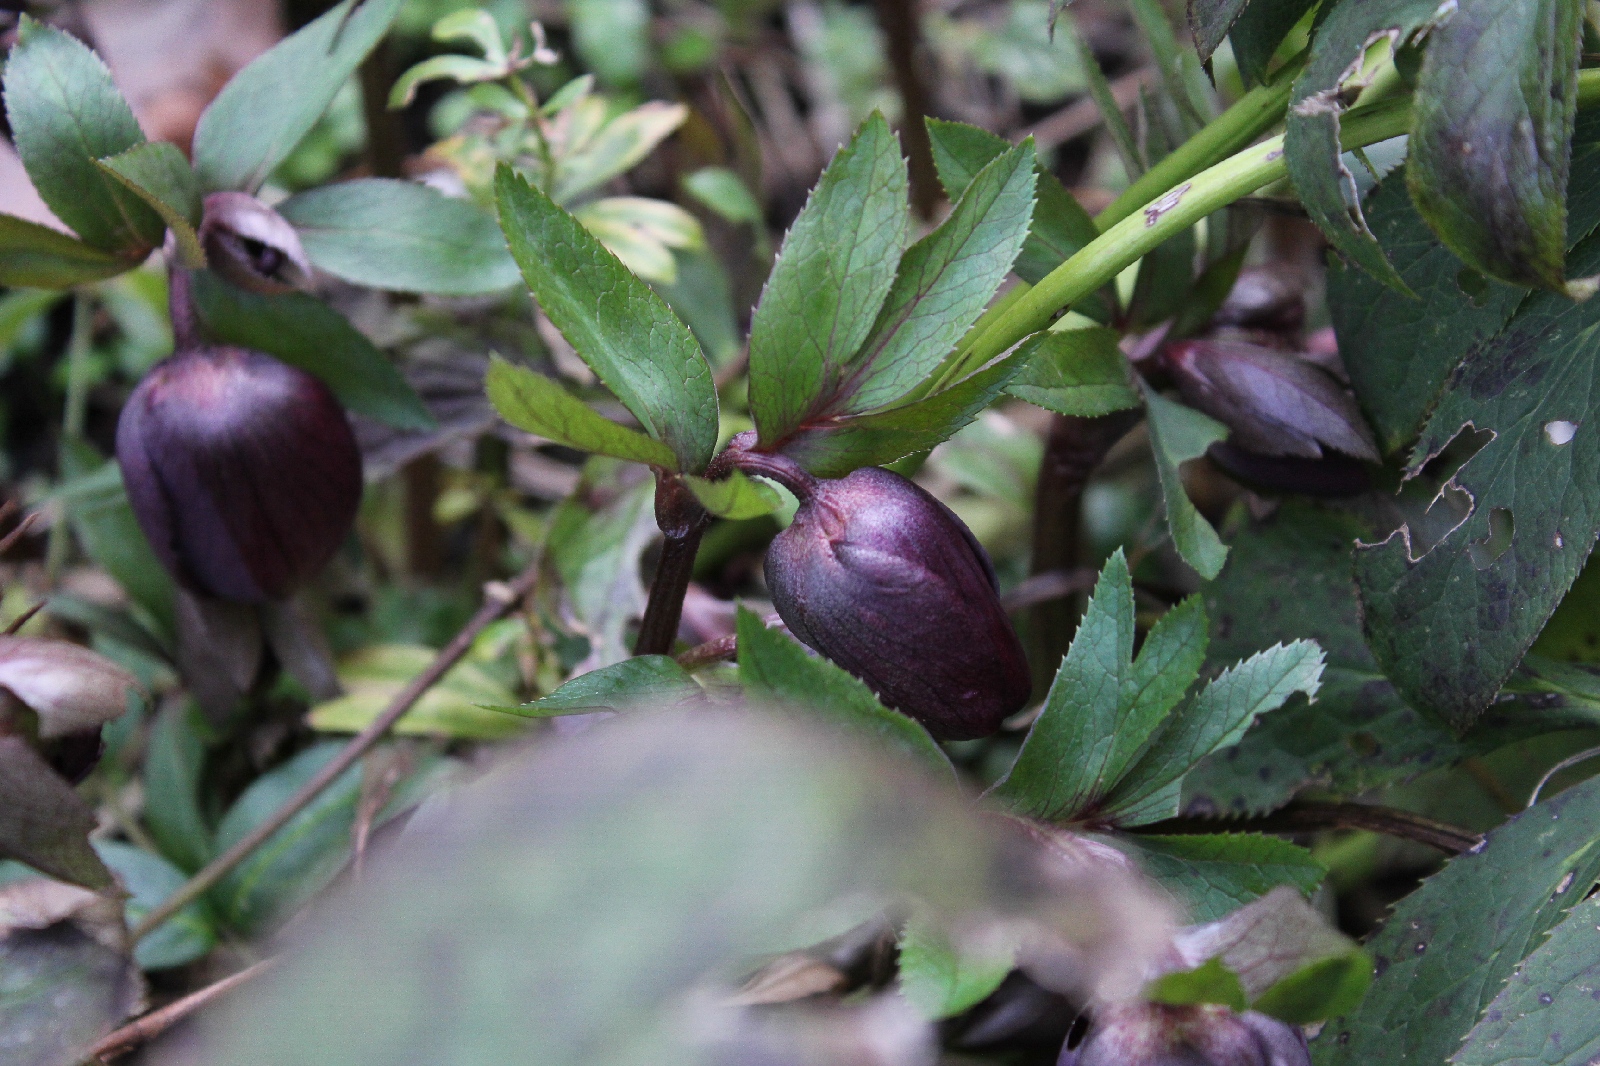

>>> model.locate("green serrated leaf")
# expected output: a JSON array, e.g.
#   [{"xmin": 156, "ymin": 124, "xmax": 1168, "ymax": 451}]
[
  {"xmin": 191, "ymin": 271, "xmax": 435, "ymax": 431},
  {"xmin": 486, "ymin": 357, "xmax": 677, "ymax": 469},
  {"xmin": 1409, "ymin": 0, "xmax": 1581, "ymax": 291},
  {"xmin": 278, "ymin": 179, "xmax": 519, "ymax": 295},
  {"xmin": 1356, "ymin": 221, "xmax": 1600, "ymax": 728},
  {"xmin": 1315, "ymin": 776, "xmax": 1600, "ymax": 1064},
  {"xmin": 1105, "ymin": 640, "xmax": 1324, "ymax": 826},
  {"xmin": 897, "ymin": 911, "xmax": 1015, "ymax": 1019},
  {"xmin": 0, "ymin": 214, "xmax": 132, "ymax": 289},
  {"xmin": 1146, "ymin": 955, "xmax": 1248, "ymax": 1011},
  {"xmin": 192, "ymin": 0, "xmax": 402, "ymax": 192},
  {"xmin": 495, "ymin": 166, "xmax": 718, "ymax": 474},
  {"xmin": 682, "ymin": 167, "xmax": 762, "ymax": 225},
  {"xmin": 685, "ymin": 471, "xmax": 782, "ymax": 520},
  {"xmin": 3, "ymin": 17, "xmax": 164, "ymax": 254},
  {"xmin": 507, "ymin": 656, "xmax": 701, "ymax": 717},
  {"xmin": 1285, "ymin": 0, "xmax": 1445, "ymax": 292},
  {"xmin": 748, "ymin": 113, "xmax": 909, "ymax": 445},
  {"xmin": 995, "ymin": 552, "xmax": 1207, "ymax": 822},
  {"xmin": 1006, "ymin": 327, "xmax": 1141, "ymax": 417},
  {"xmin": 553, "ymin": 101, "xmax": 687, "ymax": 204},
  {"xmin": 1114, "ymin": 833, "xmax": 1327, "ymax": 925},
  {"xmin": 781, "ymin": 350, "xmax": 1024, "ymax": 477},
  {"xmin": 95, "ymin": 142, "xmax": 204, "ymax": 267},
  {"xmin": 737, "ymin": 607, "xmax": 953, "ymax": 778},
  {"xmin": 1188, "ymin": 0, "xmax": 1252, "ymax": 62},
  {"xmin": 1454, "ymin": 894, "xmax": 1600, "ymax": 1066},
  {"xmin": 1143, "ymin": 385, "xmax": 1230, "ymax": 580},
  {"xmin": 925, "ymin": 118, "xmax": 1100, "ymax": 286},
  {"xmin": 835, "ymin": 142, "xmax": 1036, "ymax": 414}
]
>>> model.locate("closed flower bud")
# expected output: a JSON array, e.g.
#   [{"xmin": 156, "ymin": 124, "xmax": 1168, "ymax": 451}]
[
  {"xmin": 0, "ymin": 636, "xmax": 140, "ymax": 783},
  {"xmin": 743, "ymin": 454, "xmax": 1030, "ymax": 741},
  {"xmin": 1060, "ymin": 1003, "xmax": 1309, "ymax": 1066},
  {"xmin": 1161, "ymin": 341, "xmax": 1378, "ymax": 463},
  {"xmin": 198, "ymin": 192, "xmax": 312, "ymax": 294},
  {"xmin": 117, "ymin": 345, "xmax": 362, "ymax": 604}
]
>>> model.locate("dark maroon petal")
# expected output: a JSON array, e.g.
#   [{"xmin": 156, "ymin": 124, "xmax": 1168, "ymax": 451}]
[
  {"xmin": 764, "ymin": 466, "xmax": 1030, "ymax": 740},
  {"xmin": 117, "ymin": 346, "xmax": 362, "ymax": 603}
]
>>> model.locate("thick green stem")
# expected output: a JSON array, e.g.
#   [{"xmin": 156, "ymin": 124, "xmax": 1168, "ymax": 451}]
[
  {"xmin": 1094, "ymin": 50, "xmax": 1306, "ymax": 232},
  {"xmin": 953, "ymin": 96, "xmax": 1413, "ymax": 379}
]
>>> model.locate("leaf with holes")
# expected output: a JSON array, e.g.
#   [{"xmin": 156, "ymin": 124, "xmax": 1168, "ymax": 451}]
[
  {"xmin": 1285, "ymin": 0, "xmax": 1448, "ymax": 292},
  {"xmin": 496, "ymin": 167, "xmax": 718, "ymax": 474},
  {"xmin": 1408, "ymin": 0, "xmax": 1581, "ymax": 292},
  {"xmin": 748, "ymin": 114, "xmax": 908, "ymax": 446},
  {"xmin": 1355, "ymin": 226, "xmax": 1600, "ymax": 729},
  {"xmin": 1181, "ymin": 503, "xmax": 1589, "ymax": 817},
  {"xmin": 1314, "ymin": 775, "xmax": 1600, "ymax": 1064},
  {"xmin": 994, "ymin": 551, "xmax": 1208, "ymax": 823},
  {"xmin": 3, "ymin": 17, "xmax": 164, "ymax": 255}
]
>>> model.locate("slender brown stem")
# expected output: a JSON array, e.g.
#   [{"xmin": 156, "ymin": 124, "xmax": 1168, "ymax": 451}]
[
  {"xmin": 85, "ymin": 959, "xmax": 273, "ymax": 1061},
  {"xmin": 635, "ymin": 472, "xmax": 712, "ymax": 656},
  {"xmin": 129, "ymin": 562, "xmax": 544, "ymax": 943},
  {"xmin": 1135, "ymin": 802, "xmax": 1483, "ymax": 856},
  {"xmin": 871, "ymin": 0, "xmax": 939, "ymax": 218},
  {"xmin": 1026, "ymin": 412, "xmax": 1138, "ymax": 696}
]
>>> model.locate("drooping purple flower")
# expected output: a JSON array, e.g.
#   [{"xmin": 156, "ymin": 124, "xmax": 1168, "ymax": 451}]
[
  {"xmin": 117, "ymin": 345, "xmax": 362, "ymax": 604},
  {"xmin": 748, "ymin": 458, "xmax": 1030, "ymax": 741},
  {"xmin": 1060, "ymin": 1002, "xmax": 1310, "ymax": 1066}
]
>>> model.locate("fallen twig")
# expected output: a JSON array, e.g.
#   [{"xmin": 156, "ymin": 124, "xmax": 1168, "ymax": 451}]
[
  {"xmin": 85, "ymin": 958, "xmax": 273, "ymax": 1062},
  {"xmin": 128, "ymin": 563, "xmax": 544, "ymax": 943}
]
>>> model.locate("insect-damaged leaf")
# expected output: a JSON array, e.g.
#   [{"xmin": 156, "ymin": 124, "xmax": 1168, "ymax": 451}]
[
  {"xmin": 1284, "ymin": 0, "xmax": 1448, "ymax": 293},
  {"xmin": 1408, "ymin": 0, "xmax": 1582, "ymax": 292},
  {"xmin": 747, "ymin": 114, "xmax": 908, "ymax": 446},
  {"xmin": 1355, "ymin": 223, "xmax": 1600, "ymax": 730},
  {"xmin": 1315, "ymin": 775, "xmax": 1600, "ymax": 1064}
]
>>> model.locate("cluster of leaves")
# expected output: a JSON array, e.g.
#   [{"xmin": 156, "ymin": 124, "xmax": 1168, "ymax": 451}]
[{"xmin": 8, "ymin": 0, "xmax": 1600, "ymax": 1064}]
